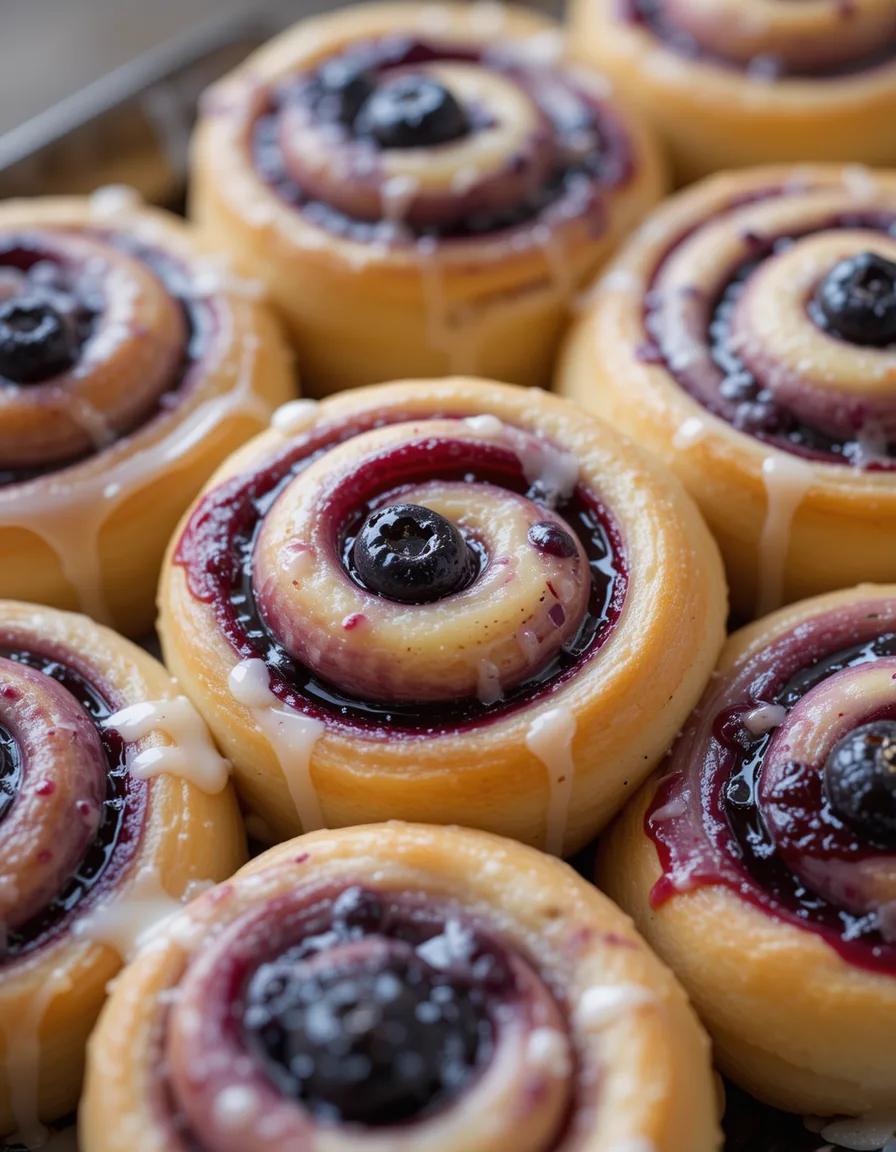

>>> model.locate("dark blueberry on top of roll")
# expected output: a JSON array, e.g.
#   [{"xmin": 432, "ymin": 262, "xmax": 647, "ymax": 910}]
[
  {"xmin": 824, "ymin": 720, "xmax": 896, "ymax": 843},
  {"xmin": 243, "ymin": 949, "xmax": 488, "ymax": 1124},
  {"xmin": 0, "ymin": 293, "xmax": 78, "ymax": 384},
  {"xmin": 354, "ymin": 75, "xmax": 470, "ymax": 149},
  {"xmin": 352, "ymin": 503, "xmax": 476, "ymax": 603},
  {"xmin": 814, "ymin": 252, "xmax": 896, "ymax": 347}
]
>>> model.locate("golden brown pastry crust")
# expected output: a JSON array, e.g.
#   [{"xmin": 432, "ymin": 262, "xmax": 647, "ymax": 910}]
[
  {"xmin": 158, "ymin": 378, "xmax": 726, "ymax": 856},
  {"xmin": 557, "ymin": 165, "xmax": 896, "ymax": 620},
  {"xmin": 189, "ymin": 2, "xmax": 666, "ymax": 396},
  {"xmin": 82, "ymin": 822, "xmax": 722, "ymax": 1152},
  {"xmin": 568, "ymin": 0, "xmax": 896, "ymax": 182},
  {"xmin": 0, "ymin": 602, "xmax": 246, "ymax": 1138},
  {"xmin": 0, "ymin": 195, "xmax": 294, "ymax": 636},
  {"xmin": 598, "ymin": 585, "xmax": 896, "ymax": 1117}
]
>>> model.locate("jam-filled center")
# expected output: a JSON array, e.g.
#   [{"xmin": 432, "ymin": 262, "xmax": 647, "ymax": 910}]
[
  {"xmin": 354, "ymin": 74, "xmax": 470, "ymax": 149},
  {"xmin": 243, "ymin": 944, "xmax": 488, "ymax": 1125},
  {"xmin": 814, "ymin": 252, "xmax": 896, "ymax": 347},
  {"xmin": 350, "ymin": 502, "xmax": 477, "ymax": 604},
  {"xmin": 824, "ymin": 719, "xmax": 896, "ymax": 844},
  {"xmin": 0, "ymin": 293, "xmax": 81, "ymax": 385}
]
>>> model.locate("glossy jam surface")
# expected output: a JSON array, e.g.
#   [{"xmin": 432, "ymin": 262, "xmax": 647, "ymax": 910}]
[
  {"xmin": 0, "ymin": 230, "xmax": 216, "ymax": 487},
  {"xmin": 647, "ymin": 621, "xmax": 896, "ymax": 972},
  {"xmin": 252, "ymin": 38, "xmax": 633, "ymax": 242},
  {"xmin": 241, "ymin": 887, "xmax": 497, "ymax": 1125},
  {"xmin": 620, "ymin": 0, "xmax": 896, "ymax": 77},
  {"xmin": 0, "ymin": 645, "xmax": 146, "ymax": 961},
  {"xmin": 0, "ymin": 721, "xmax": 20, "ymax": 825},
  {"xmin": 175, "ymin": 414, "xmax": 626, "ymax": 735},
  {"xmin": 643, "ymin": 208, "xmax": 896, "ymax": 468}
]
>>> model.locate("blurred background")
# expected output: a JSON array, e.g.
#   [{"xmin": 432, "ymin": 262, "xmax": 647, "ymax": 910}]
[{"xmin": 1, "ymin": 0, "xmax": 284, "ymax": 133}]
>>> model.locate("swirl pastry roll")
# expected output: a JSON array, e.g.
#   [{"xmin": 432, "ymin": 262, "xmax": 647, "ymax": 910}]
[
  {"xmin": 82, "ymin": 822, "xmax": 721, "ymax": 1152},
  {"xmin": 568, "ymin": 0, "xmax": 896, "ymax": 182},
  {"xmin": 159, "ymin": 378, "xmax": 725, "ymax": 854},
  {"xmin": 599, "ymin": 585, "xmax": 896, "ymax": 1117},
  {"xmin": 558, "ymin": 165, "xmax": 896, "ymax": 619},
  {"xmin": 189, "ymin": 2, "xmax": 666, "ymax": 396},
  {"xmin": 0, "ymin": 602, "xmax": 245, "ymax": 1143},
  {"xmin": 0, "ymin": 194, "xmax": 294, "ymax": 636}
]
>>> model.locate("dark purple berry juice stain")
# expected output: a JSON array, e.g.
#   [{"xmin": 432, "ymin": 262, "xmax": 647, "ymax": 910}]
[{"xmin": 0, "ymin": 648, "xmax": 146, "ymax": 962}]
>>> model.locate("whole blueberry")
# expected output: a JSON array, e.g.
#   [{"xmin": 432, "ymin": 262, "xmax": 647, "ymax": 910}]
[
  {"xmin": 824, "ymin": 720, "xmax": 896, "ymax": 843},
  {"xmin": 0, "ymin": 294, "xmax": 78, "ymax": 384},
  {"xmin": 527, "ymin": 521, "xmax": 578, "ymax": 558},
  {"xmin": 814, "ymin": 252, "xmax": 896, "ymax": 347},
  {"xmin": 243, "ymin": 951, "xmax": 488, "ymax": 1124},
  {"xmin": 354, "ymin": 75, "xmax": 469, "ymax": 149},
  {"xmin": 352, "ymin": 503, "xmax": 475, "ymax": 604}
]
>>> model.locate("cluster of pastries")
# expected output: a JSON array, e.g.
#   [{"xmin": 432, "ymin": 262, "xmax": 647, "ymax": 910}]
[{"xmin": 1, "ymin": 3, "xmax": 895, "ymax": 1151}]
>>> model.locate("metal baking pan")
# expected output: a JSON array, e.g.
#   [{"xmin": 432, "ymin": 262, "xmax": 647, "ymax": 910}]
[{"xmin": 0, "ymin": 6, "xmax": 822, "ymax": 1151}]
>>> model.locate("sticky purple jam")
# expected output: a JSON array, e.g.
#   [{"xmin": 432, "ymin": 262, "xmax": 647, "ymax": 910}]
[
  {"xmin": 647, "ymin": 625, "xmax": 896, "ymax": 972},
  {"xmin": 0, "ymin": 230, "xmax": 217, "ymax": 486},
  {"xmin": 643, "ymin": 206, "xmax": 896, "ymax": 468},
  {"xmin": 241, "ymin": 887, "xmax": 498, "ymax": 1125},
  {"xmin": 0, "ymin": 645, "xmax": 146, "ymax": 962},
  {"xmin": 0, "ymin": 722, "xmax": 19, "ymax": 825},
  {"xmin": 174, "ymin": 414, "xmax": 626, "ymax": 735},
  {"xmin": 252, "ymin": 37, "xmax": 633, "ymax": 242},
  {"xmin": 619, "ymin": 0, "xmax": 896, "ymax": 77}
]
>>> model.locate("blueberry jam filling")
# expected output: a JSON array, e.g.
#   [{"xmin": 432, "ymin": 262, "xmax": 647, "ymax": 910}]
[
  {"xmin": 0, "ymin": 649, "xmax": 146, "ymax": 962},
  {"xmin": 645, "ymin": 211, "xmax": 896, "ymax": 467},
  {"xmin": 311, "ymin": 55, "xmax": 376, "ymax": 126},
  {"xmin": 175, "ymin": 416, "xmax": 626, "ymax": 735},
  {"xmin": 245, "ymin": 952, "xmax": 487, "ymax": 1123},
  {"xmin": 528, "ymin": 521, "xmax": 578, "ymax": 559},
  {"xmin": 253, "ymin": 38, "xmax": 631, "ymax": 242},
  {"xmin": 239, "ymin": 887, "xmax": 509, "ymax": 1125},
  {"xmin": 0, "ymin": 232, "xmax": 214, "ymax": 488},
  {"xmin": 649, "ymin": 631, "xmax": 896, "ymax": 971},
  {"xmin": 354, "ymin": 75, "xmax": 470, "ymax": 149},
  {"xmin": 0, "ymin": 722, "xmax": 20, "ymax": 825},
  {"xmin": 620, "ymin": 0, "xmax": 896, "ymax": 77},
  {"xmin": 824, "ymin": 720, "xmax": 896, "ymax": 844},
  {"xmin": 0, "ymin": 293, "xmax": 81, "ymax": 384},
  {"xmin": 351, "ymin": 503, "xmax": 477, "ymax": 604},
  {"xmin": 812, "ymin": 251, "xmax": 896, "ymax": 347}
]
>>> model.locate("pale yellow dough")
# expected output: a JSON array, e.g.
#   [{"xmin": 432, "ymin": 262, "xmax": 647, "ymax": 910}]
[
  {"xmin": 598, "ymin": 586, "xmax": 896, "ymax": 1117},
  {"xmin": 0, "ymin": 602, "xmax": 246, "ymax": 1137},
  {"xmin": 189, "ymin": 2, "xmax": 666, "ymax": 396},
  {"xmin": 159, "ymin": 378, "xmax": 726, "ymax": 855},
  {"xmin": 82, "ymin": 823, "xmax": 722, "ymax": 1152}
]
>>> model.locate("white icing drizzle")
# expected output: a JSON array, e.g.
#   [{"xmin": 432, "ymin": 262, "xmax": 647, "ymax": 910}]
[
  {"xmin": 416, "ymin": 237, "xmax": 482, "ymax": 375},
  {"xmin": 610, "ymin": 1141, "xmax": 659, "ymax": 1152},
  {"xmin": 476, "ymin": 659, "xmax": 504, "ymax": 706},
  {"xmin": 526, "ymin": 1028, "xmax": 571, "ymax": 1078},
  {"xmin": 2, "ymin": 965, "xmax": 74, "ymax": 1150},
  {"xmin": 815, "ymin": 1115, "xmax": 896, "ymax": 1150},
  {"xmin": 756, "ymin": 455, "xmax": 815, "ymax": 618},
  {"xmin": 463, "ymin": 414, "xmax": 506, "ymax": 438},
  {"xmin": 270, "ymin": 398, "xmax": 318, "ymax": 436},
  {"xmin": 576, "ymin": 983, "xmax": 655, "ymax": 1030},
  {"xmin": 515, "ymin": 435, "xmax": 579, "ymax": 510},
  {"xmin": 0, "ymin": 319, "xmax": 272, "ymax": 625},
  {"xmin": 72, "ymin": 865, "xmax": 186, "ymax": 960},
  {"xmin": 650, "ymin": 797, "xmax": 687, "ymax": 822},
  {"xmin": 672, "ymin": 416, "xmax": 709, "ymax": 450},
  {"xmin": 88, "ymin": 184, "xmax": 143, "ymax": 219},
  {"xmin": 743, "ymin": 703, "xmax": 788, "ymax": 737},
  {"xmin": 212, "ymin": 1085, "xmax": 262, "ymax": 1128},
  {"xmin": 526, "ymin": 706, "xmax": 577, "ymax": 857},
  {"xmin": 416, "ymin": 919, "xmax": 474, "ymax": 969},
  {"xmin": 380, "ymin": 175, "xmax": 420, "ymax": 224},
  {"xmin": 228, "ymin": 658, "xmax": 325, "ymax": 832},
  {"xmin": 105, "ymin": 697, "xmax": 230, "ymax": 794}
]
